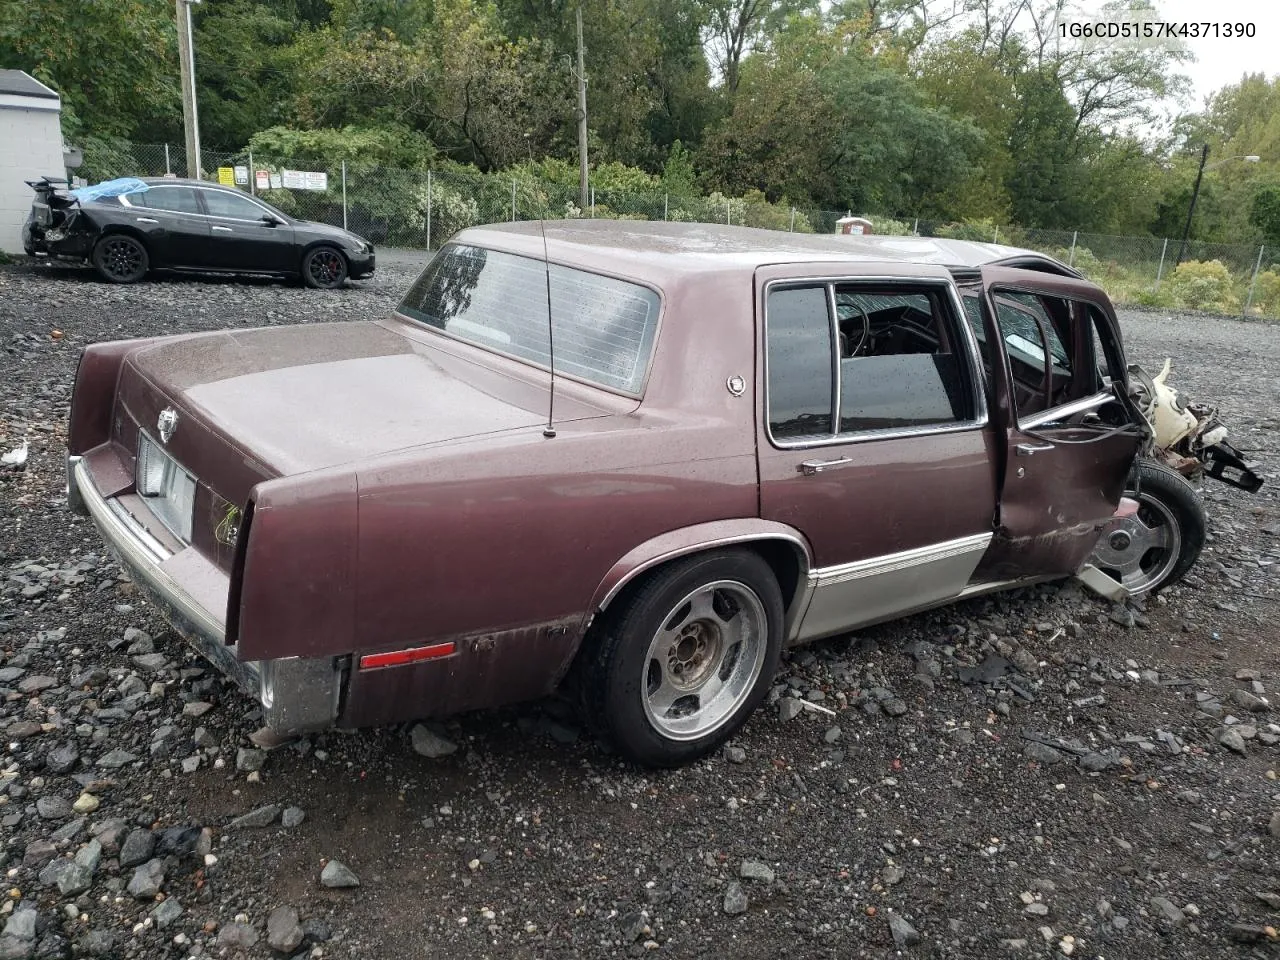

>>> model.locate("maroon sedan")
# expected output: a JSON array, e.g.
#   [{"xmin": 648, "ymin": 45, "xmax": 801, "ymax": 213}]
[{"xmin": 67, "ymin": 221, "xmax": 1208, "ymax": 766}]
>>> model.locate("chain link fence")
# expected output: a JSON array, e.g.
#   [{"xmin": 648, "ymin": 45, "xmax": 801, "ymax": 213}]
[{"xmin": 71, "ymin": 141, "xmax": 1279, "ymax": 319}]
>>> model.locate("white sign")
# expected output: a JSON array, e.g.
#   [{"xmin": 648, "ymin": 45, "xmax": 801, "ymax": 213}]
[
  {"xmin": 233, "ymin": 165, "xmax": 249, "ymax": 185},
  {"xmin": 280, "ymin": 169, "xmax": 329, "ymax": 191},
  {"xmin": 269, "ymin": 172, "xmax": 282, "ymax": 190},
  {"xmin": 255, "ymin": 169, "xmax": 269, "ymax": 190}
]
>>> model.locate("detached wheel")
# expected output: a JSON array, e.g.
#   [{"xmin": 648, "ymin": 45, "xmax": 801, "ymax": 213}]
[
  {"xmin": 303, "ymin": 245, "xmax": 347, "ymax": 289},
  {"xmin": 92, "ymin": 235, "xmax": 148, "ymax": 283},
  {"xmin": 1089, "ymin": 459, "xmax": 1206, "ymax": 595},
  {"xmin": 582, "ymin": 550, "xmax": 784, "ymax": 768}
]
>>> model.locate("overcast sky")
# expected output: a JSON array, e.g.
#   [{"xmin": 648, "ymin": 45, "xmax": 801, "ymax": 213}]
[{"xmin": 1076, "ymin": 0, "xmax": 1278, "ymax": 107}]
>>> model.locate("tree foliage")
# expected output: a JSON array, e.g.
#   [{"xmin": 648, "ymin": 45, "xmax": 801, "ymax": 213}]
[{"xmin": 7, "ymin": 0, "xmax": 1269, "ymax": 242}]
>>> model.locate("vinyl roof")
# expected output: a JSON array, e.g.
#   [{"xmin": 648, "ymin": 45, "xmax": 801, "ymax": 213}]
[{"xmin": 457, "ymin": 219, "xmax": 1044, "ymax": 282}]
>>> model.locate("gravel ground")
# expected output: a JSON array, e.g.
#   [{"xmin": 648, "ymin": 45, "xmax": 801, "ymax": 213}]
[{"xmin": 2, "ymin": 256, "xmax": 1280, "ymax": 960}]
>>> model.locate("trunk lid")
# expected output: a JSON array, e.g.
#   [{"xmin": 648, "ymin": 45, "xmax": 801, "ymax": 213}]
[{"xmin": 116, "ymin": 322, "xmax": 597, "ymax": 503}]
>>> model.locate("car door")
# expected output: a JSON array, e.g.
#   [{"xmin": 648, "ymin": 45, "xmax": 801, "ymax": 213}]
[
  {"xmin": 966, "ymin": 265, "xmax": 1144, "ymax": 581},
  {"xmin": 119, "ymin": 185, "xmax": 210, "ymax": 267},
  {"xmin": 755, "ymin": 264, "xmax": 1000, "ymax": 642},
  {"xmin": 196, "ymin": 187, "xmax": 296, "ymax": 273}
]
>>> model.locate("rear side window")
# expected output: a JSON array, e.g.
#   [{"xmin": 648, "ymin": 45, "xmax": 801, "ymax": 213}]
[
  {"xmin": 765, "ymin": 281, "xmax": 978, "ymax": 442},
  {"xmin": 132, "ymin": 186, "xmax": 201, "ymax": 214},
  {"xmin": 398, "ymin": 244, "xmax": 661, "ymax": 395}
]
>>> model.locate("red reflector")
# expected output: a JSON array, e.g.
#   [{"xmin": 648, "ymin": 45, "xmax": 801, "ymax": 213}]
[{"xmin": 358, "ymin": 642, "xmax": 456, "ymax": 670}]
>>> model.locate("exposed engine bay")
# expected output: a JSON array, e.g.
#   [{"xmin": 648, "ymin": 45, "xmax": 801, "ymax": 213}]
[{"xmin": 1129, "ymin": 359, "xmax": 1264, "ymax": 493}]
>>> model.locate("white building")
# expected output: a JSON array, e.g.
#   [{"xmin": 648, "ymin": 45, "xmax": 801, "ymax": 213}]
[{"xmin": 0, "ymin": 69, "xmax": 64, "ymax": 255}]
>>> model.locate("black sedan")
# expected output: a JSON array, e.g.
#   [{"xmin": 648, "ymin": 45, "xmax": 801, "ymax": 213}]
[{"xmin": 22, "ymin": 177, "xmax": 374, "ymax": 288}]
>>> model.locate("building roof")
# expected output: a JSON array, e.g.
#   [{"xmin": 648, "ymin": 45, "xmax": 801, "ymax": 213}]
[
  {"xmin": 456, "ymin": 219, "xmax": 1047, "ymax": 287},
  {"xmin": 0, "ymin": 69, "xmax": 59, "ymax": 100}
]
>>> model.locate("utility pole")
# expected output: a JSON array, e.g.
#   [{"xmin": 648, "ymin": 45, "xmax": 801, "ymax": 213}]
[
  {"xmin": 576, "ymin": 2, "xmax": 588, "ymax": 208},
  {"xmin": 176, "ymin": 0, "xmax": 203, "ymax": 179},
  {"xmin": 1175, "ymin": 143, "xmax": 1209, "ymax": 267}
]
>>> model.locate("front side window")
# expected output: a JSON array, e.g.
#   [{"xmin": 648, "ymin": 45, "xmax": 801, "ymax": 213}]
[
  {"xmin": 397, "ymin": 244, "xmax": 661, "ymax": 395},
  {"xmin": 202, "ymin": 189, "xmax": 268, "ymax": 220},
  {"xmin": 131, "ymin": 186, "xmax": 201, "ymax": 214},
  {"xmin": 765, "ymin": 280, "xmax": 978, "ymax": 443}
]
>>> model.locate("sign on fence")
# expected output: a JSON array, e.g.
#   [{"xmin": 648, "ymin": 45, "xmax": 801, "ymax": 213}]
[
  {"xmin": 216, "ymin": 167, "xmax": 235, "ymax": 187},
  {"xmin": 234, "ymin": 165, "xmax": 249, "ymax": 186},
  {"xmin": 255, "ymin": 169, "xmax": 269, "ymax": 190},
  {"xmin": 280, "ymin": 169, "xmax": 328, "ymax": 191}
]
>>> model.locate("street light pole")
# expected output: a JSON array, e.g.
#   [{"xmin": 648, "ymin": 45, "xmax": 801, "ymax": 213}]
[
  {"xmin": 1175, "ymin": 147, "xmax": 1262, "ymax": 266},
  {"xmin": 176, "ymin": 0, "xmax": 203, "ymax": 179},
  {"xmin": 1175, "ymin": 143, "xmax": 1209, "ymax": 267},
  {"xmin": 575, "ymin": 3, "xmax": 589, "ymax": 210}
]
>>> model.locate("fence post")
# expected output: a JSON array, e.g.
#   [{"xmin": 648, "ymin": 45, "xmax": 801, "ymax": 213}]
[
  {"xmin": 663, "ymin": 193, "xmax": 668, "ymax": 221},
  {"xmin": 789, "ymin": 208, "xmax": 796, "ymax": 232},
  {"xmin": 426, "ymin": 170, "xmax": 433, "ymax": 251},
  {"xmin": 1068, "ymin": 230, "xmax": 1077, "ymax": 266},
  {"xmin": 1245, "ymin": 245, "xmax": 1266, "ymax": 315},
  {"xmin": 164, "ymin": 143, "xmax": 171, "ymax": 177},
  {"xmin": 1154, "ymin": 238, "xmax": 1169, "ymax": 291},
  {"xmin": 511, "ymin": 179, "xmax": 517, "ymax": 222},
  {"xmin": 341, "ymin": 160, "xmax": 347, "ymax": 230},
  {"xmin": 912, "ymin": 218, "xmax": 919, "ymax": 236},
  {"xmin": 993, "ymin": 226, "xmax": 999, "ymax": 244},
  {"xmin": 590, "ymin": 186, "xmax": 595, "ymax": 218}
]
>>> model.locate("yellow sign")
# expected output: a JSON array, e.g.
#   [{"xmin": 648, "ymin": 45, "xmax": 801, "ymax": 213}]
[{"xmin": 217, "ymin": 167, "xmax": 235, "ymax": 186}]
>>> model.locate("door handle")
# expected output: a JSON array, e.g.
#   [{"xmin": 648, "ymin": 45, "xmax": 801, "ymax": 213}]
[
  {"xmin": 798, "ymin": 456, "xmax": 852, "ymax": 475},
  {"xmin": 1015, "ymin": 442, "xmax": 1054, "ymax": 457},
  {"xmin": 212, "ymin": 225, "xmax": 233, "ymax": 232},
  {"xmin": 134, "ymin": 217, "xmax": 158, "ymax": 224}
]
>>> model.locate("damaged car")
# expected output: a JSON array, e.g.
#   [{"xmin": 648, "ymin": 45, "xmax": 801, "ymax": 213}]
[
  {"xmin": 66, "ymin": 221, "xmax": 1262, "ymax": 767},
  {"xmin": 23, "ymin": 176, "xmax": 374, "ymax": 288}
]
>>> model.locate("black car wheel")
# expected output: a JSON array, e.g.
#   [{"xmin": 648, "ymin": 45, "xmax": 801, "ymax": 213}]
[
  {"xmin": 1089, "ymin": 459, "xmax": 1207, "ymax": 595},
  {"xmin": 303, "ymin": 246, "xmax": 348, "ymax": 289},
  {"xmin": 92, "ymin": 235, "xmax": 149, "ymax": 284},
  {"xmin": 581, "ymin": 549, "xmax": 784, "ymax": 768}
]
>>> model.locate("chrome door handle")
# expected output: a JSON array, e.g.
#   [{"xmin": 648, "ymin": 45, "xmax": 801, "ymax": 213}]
[
  {"xmin": 1015, "ymin": 442, "xmax": 1054, "ymax": 456},
  {"xmin": 798, "ymin": 456, "xmax": 852, "ymax": 475},
  {"xmin": 212, "ymin": 225, "xmax": 233, "ymax": 232},
  {"xmin": 135, "ymin": 217, "xmax": 158, "ymax": 224}
]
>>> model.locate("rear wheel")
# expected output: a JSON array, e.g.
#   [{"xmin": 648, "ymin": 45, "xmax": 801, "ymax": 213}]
[
  {"xmin": 93, "ymin": 235, "xmax": 148, "ymax": 284},
  {"xmin": 581, "ymin": 550, "xmax": 784, "ymax": 767},
  {"xmin": 302, "ymin": 245, "xmax": 347, "ymax": 289},
  {"xmin": 1089, "ymin": 459, "xmax": 1206, "ymax": 595}
]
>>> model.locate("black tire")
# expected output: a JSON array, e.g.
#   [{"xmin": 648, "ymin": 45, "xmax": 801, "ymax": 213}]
[
  {"xmin": 581, "ymin": 549, "xmax": 784, "ymax": 768},
  {"xmin": 1090, "ymin": 459, "xmax": 1206, "ymax": 595},
  {"xmin": 302, "ymin": 245, "xmax": 348, "ymax": 289},
  {"xmin": 92, "ymin": 234, "xmax": 148, "ymax": 284}
]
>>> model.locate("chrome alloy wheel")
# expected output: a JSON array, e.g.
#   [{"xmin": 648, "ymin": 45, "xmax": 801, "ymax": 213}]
[
  {"xmin": 641, "ymin": 580, "xmax": 768, "ymax": 741},
  {"xmin": 1090, "ymin": 494, "xmax": 1183, "ymax": 594}
]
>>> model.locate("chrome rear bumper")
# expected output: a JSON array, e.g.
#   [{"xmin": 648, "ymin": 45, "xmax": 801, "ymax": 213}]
[{"xmin": 71, "ymin": 453, "xmax": 341, "ymax": 731}]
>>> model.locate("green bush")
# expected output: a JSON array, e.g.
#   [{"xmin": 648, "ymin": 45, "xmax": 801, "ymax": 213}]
[
  {"xmin": 1165, "ymin": 259, "xmax": 1240, "ymax": 313},
  {"xmin": 1250, "ymin": 268, "xmax": 1280, "ymax": 316}
]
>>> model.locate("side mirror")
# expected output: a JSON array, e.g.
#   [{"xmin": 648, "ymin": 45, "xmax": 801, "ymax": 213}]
[{"xmin": 261, "ymin": 213, "xmax": 282, "ymax": 226}]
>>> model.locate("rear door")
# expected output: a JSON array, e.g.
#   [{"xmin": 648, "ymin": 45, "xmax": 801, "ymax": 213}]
[
  {"xmin": 755, "ymin": 264, "xmax": 999, "ymax": 642},
  {"xmin": 966, "ymin": 265, "xmax": 1143, "ymax": 581},
  {"xmin": 197, "ymin": 188, "xmax": 297, "ymax": 273},
  {"xmin": 120, "ymin": 185, "xmax": 209, "ymax": 267}
]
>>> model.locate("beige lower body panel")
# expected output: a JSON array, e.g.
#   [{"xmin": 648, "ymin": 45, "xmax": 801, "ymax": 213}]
[{"xmin": 794, "ymin": 532, "xmax": 994, "ymax": 643}]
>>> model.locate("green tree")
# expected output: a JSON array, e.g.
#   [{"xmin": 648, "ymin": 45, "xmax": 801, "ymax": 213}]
[
  {"xmin": 0, "ymin": 0, "xmax": 179, "ymax": 140},
  {"xmin": 1251, "ymin": 187, "xmax": 1280, "ymax": 249}
]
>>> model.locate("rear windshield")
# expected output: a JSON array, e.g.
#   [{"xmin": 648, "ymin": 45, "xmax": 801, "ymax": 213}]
[{"xmin": 397, "ymin": 244, "xmax": 661, "ymax": 395}]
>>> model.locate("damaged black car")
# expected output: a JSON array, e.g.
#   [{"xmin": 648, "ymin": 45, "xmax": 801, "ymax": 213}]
[{"xmin": 22, "ymin": 176, "xmax": 375, "ymax": 288}]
